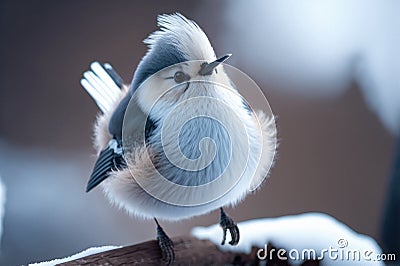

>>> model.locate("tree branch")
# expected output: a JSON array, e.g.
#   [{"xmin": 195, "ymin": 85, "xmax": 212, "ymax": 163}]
[
  {"xmin": 58, "ymin": 236, "xmax": 254, "ymax": 265},
  {"xmin": 58, "ymin": 236, "xmax": 320, "ymax": 265}
]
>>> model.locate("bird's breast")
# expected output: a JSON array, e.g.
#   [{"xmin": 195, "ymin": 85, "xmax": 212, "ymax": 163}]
[{"xmin": 147, "ymin": 101, "xmax": 251, "ymax": 187}]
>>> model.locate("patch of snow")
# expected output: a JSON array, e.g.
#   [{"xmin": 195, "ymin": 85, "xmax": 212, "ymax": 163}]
[
  {"xmin": 28, "ymin": 246, "xmax": 120, "ymax": 266},
  {"xmin": 192, "ymin": 212, "xmax": 383, "ymax": 265}
]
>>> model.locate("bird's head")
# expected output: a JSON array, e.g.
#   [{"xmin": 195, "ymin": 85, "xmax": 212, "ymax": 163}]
[{"xmin": 131, "ymin": 13, "xmax": 234, "ymax": 115}]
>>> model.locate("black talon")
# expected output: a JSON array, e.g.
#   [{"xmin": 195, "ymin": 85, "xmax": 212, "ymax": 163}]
[
  {"xmin": 219, "ymin": 207, "xmax": 240, "ymax": 246},
  {"xmin": 155, "ymin": 218, "xmax": 175, "ymax": 265}
]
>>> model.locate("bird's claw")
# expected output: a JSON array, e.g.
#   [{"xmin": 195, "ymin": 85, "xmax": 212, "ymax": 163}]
[
  {"xmin": 219, "ymin": 208, "xmax": 240, "ymax": 246},
  {"xmin": 156, "ymin": 221, "xmax": 175, "ymax": 265}
]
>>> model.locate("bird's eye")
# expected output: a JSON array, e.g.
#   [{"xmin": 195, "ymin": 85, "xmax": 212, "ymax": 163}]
[{"xmin": 174, "ymin": 71, "xmax": 188, "ymax": 83}]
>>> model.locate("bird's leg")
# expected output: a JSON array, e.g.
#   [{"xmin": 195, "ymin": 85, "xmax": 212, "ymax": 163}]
[
  {"xmin": 154, "ymin": 218, "xmax": 175, "ymax": 265},
  {"xmin": 219, "ymin": 207, "xmax": 240, "ymax": 245}
]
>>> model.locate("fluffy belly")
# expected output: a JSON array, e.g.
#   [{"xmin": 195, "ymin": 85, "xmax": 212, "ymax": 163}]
[{"xmin": 101, "ymin": 110, "xmax": 275, "ymax": 221}]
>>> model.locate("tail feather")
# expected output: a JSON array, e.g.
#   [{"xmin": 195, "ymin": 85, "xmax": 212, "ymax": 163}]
[
  {"xmin": 104, "ymin": 63, "xmax": 124, "ymax": 88},
  {"xmin": 80, "ymin": 62, "xmax": 124, "ymax": 113}
]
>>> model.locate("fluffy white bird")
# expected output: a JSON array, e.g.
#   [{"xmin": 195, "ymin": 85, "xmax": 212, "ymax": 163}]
[{"xmin": 81, "ymin": 13, "xmax": 276, "ymax": 264}]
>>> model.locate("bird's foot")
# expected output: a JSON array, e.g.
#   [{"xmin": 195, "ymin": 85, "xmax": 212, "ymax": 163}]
[
  {"xmin": 219, "ymin": 207, "xmax": 240, "ymax": 246},
  {"xmin": 155, "ymin": 218, "xmax": 175, "ymax": 265}
]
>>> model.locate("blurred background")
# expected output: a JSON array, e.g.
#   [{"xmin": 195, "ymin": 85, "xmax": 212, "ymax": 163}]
[{"xmin": 0, "ymin": 0, "xmax": 399, "ymax": 265}]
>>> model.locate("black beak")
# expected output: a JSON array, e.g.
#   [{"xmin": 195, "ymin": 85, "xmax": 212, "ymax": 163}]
[{"xmin": 198, "ymin": 54, "xmax": 232, "ymax": 76}]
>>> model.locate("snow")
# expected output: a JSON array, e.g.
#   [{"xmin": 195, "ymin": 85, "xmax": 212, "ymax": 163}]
[
  {"xmin": 192, "ymin": 212, "xmax": 384, "ymax": 265},
  {"xmin": 28, "ymin": 246, "xmax": 120, "ymax": 266}
]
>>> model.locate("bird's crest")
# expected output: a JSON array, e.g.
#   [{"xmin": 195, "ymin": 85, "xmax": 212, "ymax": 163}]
[
  {"xmin": 130, "ymin": 13, "xmax": 217, "ymax": 91},
  {"xmin": 145, "ymin": 13, "xmax": 216, "ymax": 61}
]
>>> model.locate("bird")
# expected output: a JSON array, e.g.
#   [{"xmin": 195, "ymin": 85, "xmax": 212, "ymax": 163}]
[{"xmin": 80, "ymin": 13, "xmax": 276, "ymax": 265}]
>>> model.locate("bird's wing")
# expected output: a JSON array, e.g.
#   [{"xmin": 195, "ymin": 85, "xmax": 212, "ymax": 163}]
[
  {"xmin": 80, "ymin": 62, "xmax": 129, "ymax": 192},
  {"xmin": 81, "ymin": 62, "xmax": 158, "ymax": 192},
  {"xmin": 80, "ymin": 62, "xmax": 124, "ymax": 113},
  {"xmin": 86, "ymin": 139, "xmax": 126, "ymax": 192},
  {"xmin": 86, "ymin": 99, "xmax": 157, "ymax": 192}
]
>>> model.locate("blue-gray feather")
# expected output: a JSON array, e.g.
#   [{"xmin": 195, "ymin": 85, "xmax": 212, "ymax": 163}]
[
  {"xmin": 130, "ymin": 39, "xmax": 187, "ymax": 93},
  {"xmin": 148, "ymin": 116, "xmax": 232, "ymax": 186},
  {"xmin": 109, "ymin": 38, "xmax": 187, "ymax": 139}
]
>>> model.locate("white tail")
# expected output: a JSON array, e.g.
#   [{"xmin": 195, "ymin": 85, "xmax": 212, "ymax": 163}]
[{"xmin": 80, "ymin": 62, "xmax": 123, "ymax": 113}]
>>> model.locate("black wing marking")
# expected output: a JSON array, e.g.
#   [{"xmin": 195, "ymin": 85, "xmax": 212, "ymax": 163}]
[
  {"xmin": 88, "ymin": 115, "xmax": 157, "ymax": 193},
  {"xmin": 86, "ymin": 139, "xmax": 126, "ymax": 192}
]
